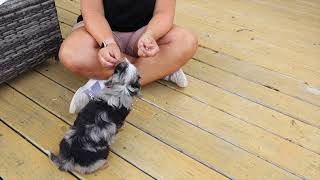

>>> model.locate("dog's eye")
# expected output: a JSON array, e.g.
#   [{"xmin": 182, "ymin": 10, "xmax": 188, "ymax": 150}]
[
  {"xmin": 131, "ymin": 80, "xmax": 141, "ymax": 89},
  {"xmin": 105, "ymin": 80, "xmax": 112, "ymax": 87}
]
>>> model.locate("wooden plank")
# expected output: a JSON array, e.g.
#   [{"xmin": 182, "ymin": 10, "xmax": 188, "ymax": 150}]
[
  {"xmin": 0, "ymin": 85, "xmax": 153, "ymax": 180},
  {"xmin": 175, "ymin": 0, "xmax": 320, "ymax": 85},
  {"xmin": 183, "ymin": 60, "xmax": 320, "ymax": 128},
  {"xmin": 178, "ymin": 0, "xmax": 320, "ymax": 46},
  {"xmin": 131, "ymin": 97, "xmax": 320, "ymax": 179},
  {"xmin": 139, "ymin": 82, "xmax": 320, "ymax": 178},
  {"xmin": 0, "ymin": 122, "xmax": 75, "ymax": 180},
  {"xmin": 245, "ymin": 0, "xmax": 320, "ymax": 18},
  {"xmin": 54, "ymin": 0, "xmax": 320, "ymax": 87},
  {"xmin": 159, "ymin": 75, "xmax": 320, "ymax": 155},
  {"xmin": 194, "ymin": 47, "xmax": 320, "ymax": 107},
  {"xmin": 55, "ymin": 0, "xmax": 80, "ymax": 14},
  {"xmin": 174, "ymin": 11, "xmax": 320, "ymax": 87},
  {"xmin": 59, "ymin": 22, "xmax": 72, "ymax": 39},
  {"xmin": 6, "ymin": 72, "xmax": 225, "ymax": 179},
  {"xmin": 56, "ymin": 7, "xmax": 77, "ymax": 27},
  {"xmin": 32, "ymin": 61, "xmax": 304, "ymax": 179}
]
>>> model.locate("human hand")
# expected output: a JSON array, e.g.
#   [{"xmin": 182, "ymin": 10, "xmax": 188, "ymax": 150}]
[
  {"xmin": 137, "ymin": 32, "xmax": 160, "ymax": 57},
  {"xmin": 98, "ymin": 43, "xmax": 121, "ymax": 68}
]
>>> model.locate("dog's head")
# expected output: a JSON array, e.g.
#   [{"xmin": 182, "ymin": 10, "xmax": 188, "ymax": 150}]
[{"xmin": 105, "ymin": 58, "xmax": 141, "ymax": 96}]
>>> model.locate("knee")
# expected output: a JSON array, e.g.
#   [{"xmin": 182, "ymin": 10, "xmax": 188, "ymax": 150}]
[
  {"xmin": 182, "ymin": 29, "xmax": 198, "ymax": 53},
  {"xmin": 59, "ymin": 41, "xmax": 73, "ymax": 70},
  {"xmin": 58, "ymin": 41, "xmax": 85, "ymax": 74},
  {"xmin": 172, "ymin": 27, "xmax": 198, "ymax": 58},
  {"xmin": 58, "ymin": 41, "xmax": 113, "ymax": 79}
]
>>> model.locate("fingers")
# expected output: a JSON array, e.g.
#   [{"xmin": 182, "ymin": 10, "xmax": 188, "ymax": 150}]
[
  {"xmin": 144, "ymin": 41, "xmax": 156, "ymax": 49},
  {"xmin": 137, "ymin": 32, "xmax": 162, "ymax": 57},
  {"xmin": 99, "ymin": 56, "xmax": 115, "ymax": 68},
  {"xmin": 146, "ymin": 45, "xmax": 160, "ymax": 57},
  {"xmin": 112, "ymin": 48, "xmax": 121, "ymax": 61},
  {"xmin": 138, "ymin": 48, "xmax": 146, "ymax": 57},
  {"xmin": 107, "ymin": 44, "xmax": 121, "ymax": 63},
  {"xmin": 138, "ymin": 41, "xmax": 159, "ymax": 57},
  {"xmin": 98, "ymin": 44, "xmax": 122, "ymax": 68},
  {"xmin": 137, "ymin": 41, "xmax": 147, "ymax": 57}
]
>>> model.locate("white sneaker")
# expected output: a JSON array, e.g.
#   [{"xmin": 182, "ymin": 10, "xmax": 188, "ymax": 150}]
[
  {"xmin": 162, "ymin": 69, "xmax": 188, "ymax": 88},
  {"xmin": 69, "ymin": 79, "xmax": 106, "ymax": 113}
]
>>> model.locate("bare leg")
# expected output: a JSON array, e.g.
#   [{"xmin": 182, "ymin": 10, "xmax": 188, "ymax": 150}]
[
  {"xmin": 59, "ymin": 27, "xmax": 114, "ymax": 79},
  {"xmin": 59, "ymin": 25, "xmax": 198, "ymax": 86}
]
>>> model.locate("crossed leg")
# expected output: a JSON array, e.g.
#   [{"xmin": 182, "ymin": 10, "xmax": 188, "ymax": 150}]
[{"xmin": 59, "ymin": 25, "xmax": 198, "ymax": 86}]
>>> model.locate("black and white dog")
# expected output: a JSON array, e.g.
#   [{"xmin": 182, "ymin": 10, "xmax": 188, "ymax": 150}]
[{"xmin": 49, "ymin": 59, "xmax": 141, "ymax": 174}]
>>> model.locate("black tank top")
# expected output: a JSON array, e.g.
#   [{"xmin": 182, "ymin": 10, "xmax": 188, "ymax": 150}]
[{"xmin": 78, "ymin": 0, "xmax": 156, "ymax": 32}]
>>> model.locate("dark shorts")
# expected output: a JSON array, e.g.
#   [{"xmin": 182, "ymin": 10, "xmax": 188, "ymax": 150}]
[{"xmin": 72, "ymin": 21, "xmax": 146, "ymax": 57}]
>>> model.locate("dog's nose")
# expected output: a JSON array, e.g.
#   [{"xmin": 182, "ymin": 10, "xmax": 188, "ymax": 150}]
[{"xmin": 115, "ymin": 60, "xmax": 128, "ymax": 72}]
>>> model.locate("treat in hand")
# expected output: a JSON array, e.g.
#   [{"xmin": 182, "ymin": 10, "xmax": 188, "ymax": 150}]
[
  {"xmin": 137, "ymin": 32, "xmax": 160, "ymax": 57},
  {"xmin": 98, "ymin": 42, "xmax": 121, "ymax": 68}
]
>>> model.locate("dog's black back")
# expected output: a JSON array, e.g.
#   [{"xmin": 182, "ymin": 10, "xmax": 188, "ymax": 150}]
[
  {"xmin": 51, "ymin": 99, "xmax": 130, "ymax": 172},
  {"xmin": 74, "ymin": 99, "xmax": 130, "ymax": 129}
]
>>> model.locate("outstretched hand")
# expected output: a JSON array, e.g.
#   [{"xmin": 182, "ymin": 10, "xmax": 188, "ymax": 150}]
[
  {"xmin": 98, "ymin": 43, "xmax": 121, "ymax": 68},
  {"xmin": 137, "ymin": 32, "xmax": 160, "ymax": 57}
]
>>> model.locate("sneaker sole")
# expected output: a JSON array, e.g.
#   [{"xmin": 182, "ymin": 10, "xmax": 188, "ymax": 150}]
[{"xmin": 69, "ymin": 80, "xmax": 98, "ymax": 113}]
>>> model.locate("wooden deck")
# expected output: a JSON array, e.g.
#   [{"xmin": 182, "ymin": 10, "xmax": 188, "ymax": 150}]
[{"xmin": 1, "ymin": 0, "xmax": 320, "ymax": 179}]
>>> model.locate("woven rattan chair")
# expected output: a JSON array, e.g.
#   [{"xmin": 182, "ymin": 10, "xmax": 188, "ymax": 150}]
[{"xmin": 0, "ymin": 0, "xmax": 62, "ymax": 84}]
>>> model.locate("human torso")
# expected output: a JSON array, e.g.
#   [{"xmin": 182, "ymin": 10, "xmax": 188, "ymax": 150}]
[
  {"xmin": 78, "ymin": 0, "xmax": 156, "ymax": 32},
  {"xmin": 104, "ymin": 0, "xmax": 156, "ymax": 32}
]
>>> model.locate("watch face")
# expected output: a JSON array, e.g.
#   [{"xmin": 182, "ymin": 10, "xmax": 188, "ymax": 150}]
[{"xmin": 100, "ymin": 41, "xmax": 106, "ymax": 48}]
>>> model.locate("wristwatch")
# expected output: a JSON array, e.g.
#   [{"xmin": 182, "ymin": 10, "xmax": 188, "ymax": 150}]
[{"xmin": 100, "ymin": 39, "xmax": 114, "ymax": 49}]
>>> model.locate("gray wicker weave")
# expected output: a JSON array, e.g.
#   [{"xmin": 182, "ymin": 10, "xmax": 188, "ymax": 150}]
[{"xmin": 0, "ymin": 0, "xmax": 62, "ymax": 84}]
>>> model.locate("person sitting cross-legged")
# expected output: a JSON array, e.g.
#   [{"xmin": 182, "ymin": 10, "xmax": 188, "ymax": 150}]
[{"xmin": 58, "ymin": 0, "xmax": 198, "ymax": 113}]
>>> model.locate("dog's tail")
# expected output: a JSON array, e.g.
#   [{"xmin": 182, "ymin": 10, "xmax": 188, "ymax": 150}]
[{"xmin": 48, "ymin": 152, "xmax": 70, "ymax": 171}]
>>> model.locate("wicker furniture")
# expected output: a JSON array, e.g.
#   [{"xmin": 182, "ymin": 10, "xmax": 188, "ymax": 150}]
[{"xmin": 0, "ymin": 0, "xmax": 62, "ymax": 84}]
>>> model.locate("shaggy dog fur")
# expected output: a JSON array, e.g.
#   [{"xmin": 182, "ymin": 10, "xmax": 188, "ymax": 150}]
[{"xmin": 49, "ymin": 59, "xmax": 140, "ymax": 174}]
